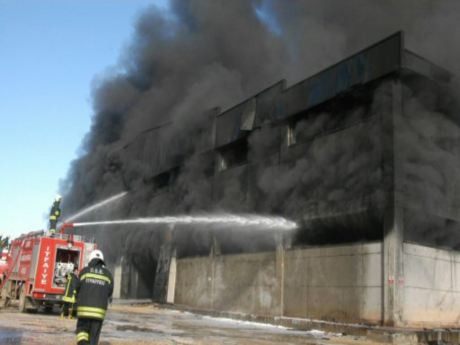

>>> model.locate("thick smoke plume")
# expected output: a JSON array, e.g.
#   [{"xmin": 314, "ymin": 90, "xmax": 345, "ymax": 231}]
[{"xmin": 61, "ymin": 0, "xmax": 460, "ymax": 292}]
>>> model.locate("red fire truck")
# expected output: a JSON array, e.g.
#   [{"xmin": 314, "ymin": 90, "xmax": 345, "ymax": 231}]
[
  {"xmin": 0, "ymin": 249, "xmax": 8, "ymax": 281},
  {"xmin": 0, "ymin": 225, "xmax": 95, "ymax": 312}
]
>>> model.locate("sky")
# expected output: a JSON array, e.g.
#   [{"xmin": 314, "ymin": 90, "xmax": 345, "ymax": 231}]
[{"xmin": 0, "ymin": 0, "xmax": 167, "ymax": 238}]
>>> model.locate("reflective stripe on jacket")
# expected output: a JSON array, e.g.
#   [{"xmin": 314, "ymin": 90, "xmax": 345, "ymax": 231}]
[
  {"xmin": 49, "ymin": 202, "xmax": 61, "ymax": 219},
  {"xmin": 76, "ymin": 306, "xmax": 106, "ymax": 319},
  {"xmin": 62, "ymin": 272, "xmax": 78, "ymax": 303},
  {"xmin": 75, "ymin": 260, "xmax": 113, "ymax": 320}
]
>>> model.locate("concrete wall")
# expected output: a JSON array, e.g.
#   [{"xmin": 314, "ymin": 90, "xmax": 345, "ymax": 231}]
[
  {"xmin": 175, "ymin": 251, "xmax": 279, "ymax": 316},
  {"xmin": 175, "ymin": 256, "xmax": 212, "ymax": 309},
  {"xmin": 174, "ymin": 242, "xmax": 460, "ymax": 327},
  {"xmin": 175, "ymin": 242, "xmax": 382, "ymax": 323},
  {"xmin": 403, "ymin": 243, "xmax": 460, "ymax": 326},
  {"xmin": 283, "ymin": 243, "xmax": 382, "ymax": 323}
]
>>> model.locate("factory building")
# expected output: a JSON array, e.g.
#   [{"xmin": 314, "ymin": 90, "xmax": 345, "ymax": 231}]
[{"xmin": 111, "ymin": 32, "xmax": 460, "ymax": 327}]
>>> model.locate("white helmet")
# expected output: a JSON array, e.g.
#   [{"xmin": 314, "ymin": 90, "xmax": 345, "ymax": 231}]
[
  {"xmin": 89, "ymin": 249, "xmax": 104, "ymax": 262},
  {"xmin": 55, "ymin": 194, "xmax": 62, "ymax": 202}
]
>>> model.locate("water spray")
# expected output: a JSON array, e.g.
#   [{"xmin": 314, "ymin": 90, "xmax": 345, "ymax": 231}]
[
  {"xmin": 64, "ymin": 214, "xmax": 298, "ymax": 232},
  {"xmin": 63, "ymin": 191, "xmax": 128, "ymax": 223}
]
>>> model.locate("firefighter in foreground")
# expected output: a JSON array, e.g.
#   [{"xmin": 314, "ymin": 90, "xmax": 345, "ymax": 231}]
[
  {"xmin": 49, "ymin": 195, "xmax": 62, "ymax": 234},
  {"xmin": 61, "ymin": 266, "xmax": 79, "ymax": 319},
  {"xmin": 75, "ymin": 250, "xmax": 113, "ymax": 345}
]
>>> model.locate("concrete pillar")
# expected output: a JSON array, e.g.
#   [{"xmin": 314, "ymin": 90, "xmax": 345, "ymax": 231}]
[
  {"xmin": 209, "ymin": 234, "xmax": 220, "ymax": 310},
  {"xmin": 120, "ymin": 256, "xmax": 132, "ymax": 298},
  {"xmin": 381, "ymin": 80, "xmax": 405, "ymax": 326},
  {"xmin": 113, "ymin": 263, "xmax": 122, "ymax": 299},
  {"xmin": 166, "ymin": 250, "xmax": 177, "ymax": 304},
  {"xmin": 383, "ymin": 207, "xmax": 404, "ymax": 326},
  {"xmin": 275, "ymin": 232, "xmax": 285, "ymax": 316},
  {"xmin": 130, "ymin": 265, "xmax": 139, "ymax": 299},
  {"xmin": 152, "ymin": 225, "xmax": 176, "ymax": 303},
  {"xmin": 165, "ymin": 224, "xmax": 174, "ymax": 242},
  {"xmin": 210, "ymin": 235, "xmax": 221, "ymax": 256},
  {"xmin": 120, "ymin": 256, "xmax": 154, "ymax": 299}
]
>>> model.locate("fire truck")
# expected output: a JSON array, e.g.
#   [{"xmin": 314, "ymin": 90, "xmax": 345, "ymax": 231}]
[
  {"xmin": 0, "ymin": 225, "xmax": 95, "ymax": 312},
  {"xmin": 0, "ymin": 249, "xmax": 8, "ymax": 280}
]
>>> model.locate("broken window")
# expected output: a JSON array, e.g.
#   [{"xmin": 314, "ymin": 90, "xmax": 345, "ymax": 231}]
[
  {"xmin": 217, "ymin": 153, "xmax": 228, "ymax": 172},
  {"xmin": 216, "ymin": 139, "xmax": 248, "ymax": 172},
  {"xmin": 240, "ymin": 98, "xmax": 256, "ymax": 131},
  {"xmin": 286, "ymin": 123, "xmax": 296, "ymax": 147}
]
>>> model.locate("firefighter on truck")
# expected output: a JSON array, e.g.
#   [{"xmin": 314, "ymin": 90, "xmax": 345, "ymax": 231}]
[
  {"xmin": 75, "ymin": 250, "xmax": 113, "ymax": 345},
  {"xmin": 49, "ymin": 195, "xmax": 62, "ymax": 234}
]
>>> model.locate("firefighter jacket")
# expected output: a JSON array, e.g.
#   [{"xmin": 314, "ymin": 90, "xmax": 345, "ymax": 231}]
[
  {"xmin": 49, "ymin": 201, "xmax": 61, "ymax": 221},
  {"xmin": 75, "ymin": 259, "xmax": 113, "ymax": 320},
  {"xmin": 62, "ymin": 272, "xmax": 79, "ymax": 303}
]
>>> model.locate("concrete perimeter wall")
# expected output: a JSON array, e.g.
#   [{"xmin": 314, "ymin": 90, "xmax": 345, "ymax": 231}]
[
  {"xmin": 175, "ymin": 242, "xmax": 382, "ymax": 323},
  {"xmin": 284, "ymin": 243, "xmax": 382, "ymax": 323},
  {"xmin": 175, "ymin": 252, "xmax": 279, "ymax": 315},
  {"xmin": 174, "ymin": 242, "xmax": 460, "ymax": 326},
  {"xmin": 403, "ymin": 243, "xmax": 460, "ymax": 327}
]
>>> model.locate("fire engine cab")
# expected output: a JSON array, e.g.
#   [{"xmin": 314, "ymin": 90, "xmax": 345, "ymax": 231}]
[{"xmin": 0, "ymin": 228, "xmax": 95, "ymax": 312}]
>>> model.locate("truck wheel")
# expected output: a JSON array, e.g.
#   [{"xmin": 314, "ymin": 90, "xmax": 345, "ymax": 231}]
[
  {"xmin": 0, "ymin": 295, "xmax": 9, "ymax": 308},
  {"xmin": 18, "ymin": 287, "xmax": 37, "ymax": 313},
  {"xmin": 18, "ymin": 286, "xmax": 26, "ymax": 313},
  {"xmin": 1, "ymin": 282, "xmax": 11, "ymax": 308}
]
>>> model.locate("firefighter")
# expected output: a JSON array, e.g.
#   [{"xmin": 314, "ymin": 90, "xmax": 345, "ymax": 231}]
[
  {"xmin": 61, "ymin": 266, "xmax": 79, "ymax": 319},
  {"xmin": 75, "ymin": 250, "xmax": 113, "ymax": 345},
  {"xmin": 49, "ymin": 195, "xmax": 62, "ymax": 234}
]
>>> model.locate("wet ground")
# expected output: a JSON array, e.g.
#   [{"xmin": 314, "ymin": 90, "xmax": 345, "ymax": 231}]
[{"xmin": 0, "ymin": 302, "xmax": 384, "ymax": 345}]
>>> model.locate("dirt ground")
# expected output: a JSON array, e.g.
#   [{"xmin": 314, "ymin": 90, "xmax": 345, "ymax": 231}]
[{"xmin": 0, "ymin": 302, "xmax": 385, "ymax": 345}]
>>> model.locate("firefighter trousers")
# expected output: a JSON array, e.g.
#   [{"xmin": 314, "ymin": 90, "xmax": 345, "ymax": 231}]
[
  {"xmin": 62, "ymin": 302, "xmax": 76, "ymax": 317},
  {"xmin": 49, "ymin": 218, "xmax": 57, "ymax": 232},
  {"xmin": 76, "ymin": 318, "xmax": 103, "ymax": 345}
]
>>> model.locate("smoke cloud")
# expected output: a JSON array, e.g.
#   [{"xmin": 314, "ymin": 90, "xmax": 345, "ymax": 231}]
[{"xmin": 60, "ymin": 0, "xmax": 460, "ymax": 291}]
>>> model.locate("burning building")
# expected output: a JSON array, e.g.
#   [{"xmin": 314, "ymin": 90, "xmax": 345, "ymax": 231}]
[
  {"xmin": 65, "ymin": 30, "xmax": 460, "ymax": 327},
  {"xmin": 167, "ymin": 32, "xmax": 460, "ymax": 328},
  {"xmin": 165, "ymin": 31, "xmax": 460, "ymax": 327},
  {"xmin": 59, "ymin": 0, "xmax": 460, "ymax": 328}
]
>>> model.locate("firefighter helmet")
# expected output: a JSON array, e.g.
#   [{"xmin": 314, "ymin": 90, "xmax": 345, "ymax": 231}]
[
  {"xmin": 55, "ymin": 194, "xmax": 62, "ymax": 202},
  {"xmin": 89, "ymin": 249, "xmax": 104, "ymax": 262}
]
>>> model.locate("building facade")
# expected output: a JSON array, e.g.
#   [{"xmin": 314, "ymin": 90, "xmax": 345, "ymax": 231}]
[{"xmin": 111, "ymin": 32, "xmax": 460, "ymax": 327}]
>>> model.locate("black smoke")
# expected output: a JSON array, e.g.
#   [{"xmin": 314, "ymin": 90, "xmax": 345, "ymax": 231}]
[{"xmin": 60, "ymin": 0, "xmax": 460, "ymax": 291}]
